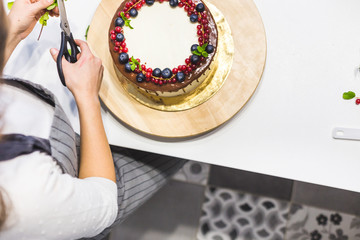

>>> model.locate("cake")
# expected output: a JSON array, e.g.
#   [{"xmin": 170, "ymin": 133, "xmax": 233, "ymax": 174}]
[{"xmin": 109, "ymin": 0, "xmax": 218, "ymax": 98}]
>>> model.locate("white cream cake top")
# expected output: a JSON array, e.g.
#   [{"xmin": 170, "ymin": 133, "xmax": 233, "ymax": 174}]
[{"xmin": 124, "ymin": 3, "xmax": 198, "ymax": 69}]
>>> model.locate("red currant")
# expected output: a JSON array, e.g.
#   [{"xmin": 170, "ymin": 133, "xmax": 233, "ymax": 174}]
[
  {"xmin": 125, "ymin": 2, "xmax": 131, "ymax": 7},
  {"xmin": 204, "ymin": 33, "xmax": 208, "ymax": 39},
  {"xmin": 124, "ymin": 7, "xmax": 129, "ymax": 12},
  {"xmin": 190, "ymin": 7, "xmax": 194, "ymax": 12},
  {"xmin": 178, "ymin": 2, "xmax": 183, "ymax": 7},
  {"xmin": 200, "ymin": 56, "xmax": 205, "ymax": 61},
  {"xmin": 181, "ymin": 65, "xmax": 187, "ymax": 71},
  {"xmin": 125, "ymin": 13, "xmax": 130, "ymax": 19},
  {"xmin": 188, "ymin": 0, "xmax": 192, "ymax": 4},
  {"xmin": 154, "ymin": 79, "xmax": 159, "ymax": 84},
  {"xmin": 110, "ymin": 34, "xmax": 116, "ymax": 40},
  {"xmin": 120, "ymin": 42, "xmax": 126, "ymax": 48},
  {"xmin": 146, "ymin": 72, "xmax": 152, "ymax": 78},
  {"xmin": 184, "ymin": 6, "xmax": 189, "ymax": 11},
  {"xmin": 159, "ymin": 80, "xmax": 163, "ymax": 85},
  {"xmin": 147, "ymin": 68, "xmax": 153, "ymax": 73},
  {"xmin": 132, "ymin": 0, "xmax": 137, "ymax": 3},
  {"xmin": 123, "ymin": 47, "xmax": 128, "ymax": 53},
  {"xmin": 184, "ymin": 70, "xmax": 189, "ymax": 75},
  {"xmin": 136, "ymin": 58, "xmax": 141, "ymax": 63},
  {"xmin": 151, "ymin": 78, "xmax": 155, "ymax": 83},
  {"xmin": 172, "ymin": 78, "xmax": 177, "ymax": 83},
  {"xmin": 115, "ymin": 27, "xmax": 122, "ymax": 33},
  {"xmin": 141, "ymin": 64, "xmax": 146, "ymax": 71},
  {"xmin": 115, "ymin": 41, "xmax": 121, "ymax": 47},
  {"xmin": 114, "ymin": 46, "xmax": 120, "ymax": 52},
  {"xmin": 197, "ymin": 25, "xmax": 202, "ymax": 30},
  {"xmin": 197, "ymin": 30, "xmax": 202, "ymax": 36},
  {"xmin": 198, "ymin": 37, "xmax": 203, "ymax": 43},
  {"xmin": 136, "ymin": 3, "xmax": 142, "ymax": 9},
  {"xmin": 185, "ymin": 58, "xmax": 190, "ymax": 64},
  {"xmin": 141, "ymin": 0, "xmax": 146, "ymax": 4},
  {"xmin": 187, "ymin": 66, "xmax": 192, "ymax": 72},
  {"xmin": 172, "ymin": 68, "xmax": 178, "ymax": 74},
  {"xmin": 356, "ymin": 99, "xmax": 360, "ymax": 105},
  {"xmin": 187, "ymin": 11, "xmax": 192, "ymax": 17},
  {"xmin": 146, "ymin": 77, "xmax": 151, "ymax": 82},
  {"xmin": 191, "ymin": 64, "xmax": 196, "ymax": 69}
]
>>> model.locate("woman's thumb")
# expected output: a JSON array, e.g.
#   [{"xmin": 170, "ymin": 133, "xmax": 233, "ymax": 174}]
[{"xmin": 50, "ymin": 48, "xmax": 59, "ymax": 62}]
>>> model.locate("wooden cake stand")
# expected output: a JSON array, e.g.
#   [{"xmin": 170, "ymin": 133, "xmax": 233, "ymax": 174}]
[{"xmin": 87, "ymin": 0, "xmax": 266, "ymax": 138}]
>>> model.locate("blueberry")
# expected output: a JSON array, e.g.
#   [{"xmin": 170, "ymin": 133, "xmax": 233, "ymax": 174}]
[
  {"xmin": 205, "ymin": 44, "xmax": 215, "ymax": 54},
  {"xmin": 136, "ymin": 73, "xmax": 146, "ymax": 83},
  {"xmin": 115, "ymin": 17, "xmax": 125, "ymax": 27},
  {"xmin": 176, "ymin": 72, "xmax": 185, "ymax": 82},
  {"xmin": 190, "ymin": 55, "xmax": 200, "ymax": 64},
  {"xmin": 169, "ymin": 0, "xmax": 178, "ymax": 7},
  {"xmin": 196, "ymin": 3, "xmax": 205, "ymax": 12},
  {"xmin": 161, "ymin": 68, "xmax": 172, "ymax": 79},
  {"xmin": 116, "ymin": 33, "xmax": 124, "ymax": 42},
  {"xmin": 190, "ymin": 14, "xmax": 198, "ymax": 23},
  {"xmin": 125, "ymin": 62, "xmax": 132, "ymax": 72},
  {"xmin": 129, "ymin": 8, "xmax": 138, "ymax": 17},
  {"xmin": 191, "ymin": 44, "xmax": 199, "ymax": 52},
  {"xmin": 152, "ymin": 68, "xmax": 162, "ymax": 77},
  {"xmin": 118, "ymin": 52, "xmax": 129, "ymax": 64},
  {"xmin": 146, "ymin": 0, "xmax": 155, "ymax": 5}
]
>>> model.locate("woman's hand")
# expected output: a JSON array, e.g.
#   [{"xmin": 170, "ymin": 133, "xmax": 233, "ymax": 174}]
[
  {"xmin": 4, "ymin": 0, "xmax": 59, "ymax": 65},
  {"xmin": 8, "ymin": 0, "xmax": 59, "ymax": 42},
  {"xmin": 50, "ymin": 39, "xmax": 104, "ymax": 106}
]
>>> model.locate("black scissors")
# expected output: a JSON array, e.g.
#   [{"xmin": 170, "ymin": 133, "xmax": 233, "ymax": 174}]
[{"xmin": 57, "ymin": 0, "xmax": 80, "ymax": 86}]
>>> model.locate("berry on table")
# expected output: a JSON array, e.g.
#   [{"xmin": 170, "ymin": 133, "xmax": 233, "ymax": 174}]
[{"xmin": 119, "ymin": 52, "xmax": 129, "ymax": 64}]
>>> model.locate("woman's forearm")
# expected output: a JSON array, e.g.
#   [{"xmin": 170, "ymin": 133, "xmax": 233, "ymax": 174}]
[{"xmin": 77, "ymin": 97, "xmax": 116, "ymax": 182}]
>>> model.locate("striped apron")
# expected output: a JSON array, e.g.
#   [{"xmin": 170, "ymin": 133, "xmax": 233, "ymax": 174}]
[{"xmin": 0, "ymin": 78, "xmax": 186, "ymax": 240}]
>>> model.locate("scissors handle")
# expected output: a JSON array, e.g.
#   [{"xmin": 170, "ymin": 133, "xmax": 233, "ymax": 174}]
[{"xmin": 57, "ymin": 32, "xmax": 80, "ymax": 86}]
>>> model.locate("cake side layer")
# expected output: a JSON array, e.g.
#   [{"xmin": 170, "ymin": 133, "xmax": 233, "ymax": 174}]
[{"xmin": 109, "ymin": 0, "xmax": 218, "ymax": 94}]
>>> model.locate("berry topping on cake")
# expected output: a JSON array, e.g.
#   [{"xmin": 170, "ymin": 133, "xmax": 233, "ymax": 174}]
[
  {"xmin": 136, "ymin": 73, "xmax": 146, "ymax": 82},
  {"xmin": 119, "ymin": 52, "xmax": 129, "ymax": 64},
  {"xmin": 116, "ymin": 33, "xmax": 125, "ymax": 42},
  {"xmin": 129, "ymin": 8, "xmax": 138, "ymax": 17},
  {"xmin": 115, "ymin": 17, "xmax": 125, "ymax": 27},
  {"xmin": 195, "ymin": 3, "xmax": 205, "ymax": 12},
  {"xmin": 176, "ymin": 72, "xmax": 185, "ymax": 82},
  {"xmin": 152, "ymin": 68, "xmax": 162, "ymax": 77},
  {"xmin": 161, "ymin": 68, "xmax": 172, "ymax": 79},
  {"xmin": 169, "ymin": 0, "xmax": 178, "ymax": 7}
]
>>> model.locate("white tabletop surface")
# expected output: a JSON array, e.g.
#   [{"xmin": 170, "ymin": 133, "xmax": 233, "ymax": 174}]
[{"xmin": 4, "ymin": 0, "xmax": 360, "ymax": 192}]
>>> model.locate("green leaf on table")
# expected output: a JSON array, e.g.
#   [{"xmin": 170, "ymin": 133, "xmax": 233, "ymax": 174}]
[
  {"xmin": 7, "ymin": 1, "xmax": 14, "ymax": 10},
  {"xmin": 343, "ymin": 91, "xmax": 356, "ymax": 100}
]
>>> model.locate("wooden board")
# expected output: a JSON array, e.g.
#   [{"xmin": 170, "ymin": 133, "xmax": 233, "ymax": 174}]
[{"xmin": 87, "ymin": 0, "xmax": 266, "ymax": 138}]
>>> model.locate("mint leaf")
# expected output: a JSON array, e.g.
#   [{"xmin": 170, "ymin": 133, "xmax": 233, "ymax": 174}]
[
  {"xmin": 39, "ymin": 12, "xmax": 50, "ymax": 26},
  {"xmin": 47, "ymin": 2, "xmax": 57, "ymax": 10},
  {"xmin": 130, "ymin": 64, "xmax": 136, "ymax": 71},
  {"xmin": 192, "ymin": 50, "xmax": 201, "ymax": 56},
  {"xmin": 197, "ymin": 46, "xmax": 204, "ymax": 53},
  {"xmin": 202, "ymin": 51, "xmax": 208, "ymax": 57},
  {"xmin": 203, "ymin": 42, "xmax": 208, "ymax": 49},
  {"xmin": 7, "ymin": 1, "xmax": 14, "ymax": 10},
  {"xmin": 343, "ymin": 91, "xmax": 356, "ymax": 100},
  {"xmin": 125, "ymin": 20, "xmax": 134, "ymax": 29}
]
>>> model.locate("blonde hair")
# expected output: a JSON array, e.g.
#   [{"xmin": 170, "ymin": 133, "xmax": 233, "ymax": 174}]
[{"xmin": 0, "ymin": 0, "xmax": 8, "ymax": 230}]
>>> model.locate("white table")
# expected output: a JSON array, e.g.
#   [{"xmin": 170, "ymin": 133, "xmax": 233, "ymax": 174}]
[{"xmin": 4, "ymin": 0, "xmax": 360, "ymax": 192}]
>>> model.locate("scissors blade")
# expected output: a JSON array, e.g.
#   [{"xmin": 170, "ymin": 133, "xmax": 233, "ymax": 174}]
[{"xmin": 58, "ymin": 0, "xmax": 71, "ymax": 36}]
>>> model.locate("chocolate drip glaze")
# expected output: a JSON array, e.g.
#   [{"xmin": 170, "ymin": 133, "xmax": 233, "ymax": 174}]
[{"xmin": 109, "ymin": 0, "xmax": 218, "ymax": 94}]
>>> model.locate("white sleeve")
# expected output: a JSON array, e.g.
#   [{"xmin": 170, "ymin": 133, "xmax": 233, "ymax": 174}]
[{"xmin": 0, "ymin": 152, "xmax": 118, "ymax": 240}]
